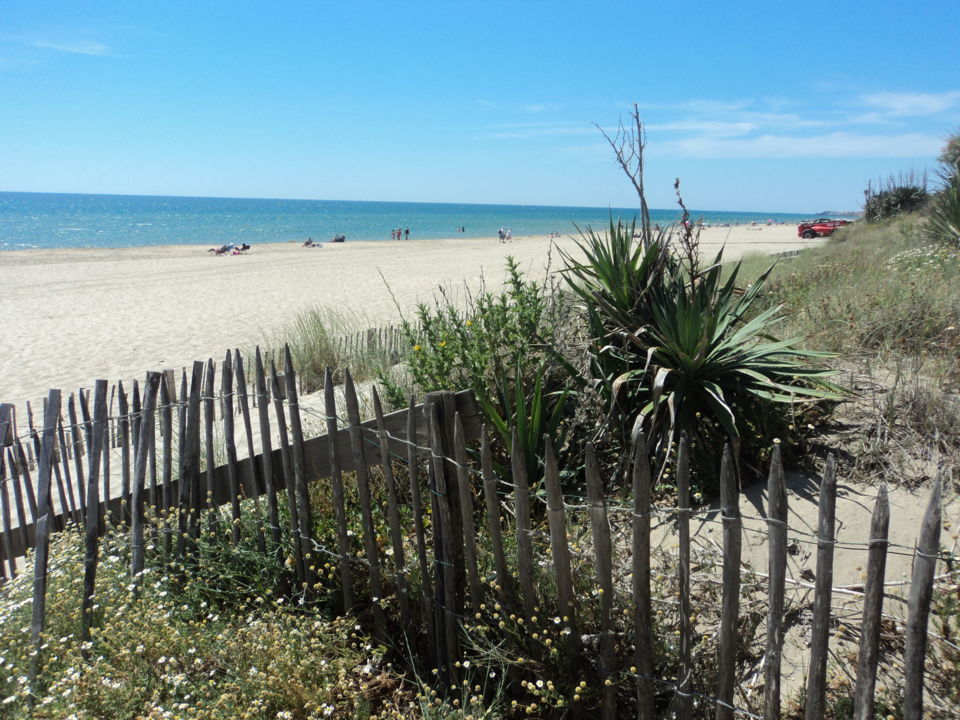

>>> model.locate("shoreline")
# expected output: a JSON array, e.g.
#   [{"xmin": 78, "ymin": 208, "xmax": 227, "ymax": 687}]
[{"xmin": 0, "ymin": 226, "xmax": 822, "ymax": 413}]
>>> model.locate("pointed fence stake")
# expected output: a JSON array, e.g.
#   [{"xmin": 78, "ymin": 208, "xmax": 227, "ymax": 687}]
[
  {"xmin": 804, "ymin": 454, "xmax": 838, "ymax": 720},
  {"xmin": 764, "ymin": 445, "xmax": 788, "ymax": 720},
  {"xmin": 903, "ymin": 474, "xmax": 942, "ymax": 720},
  {"xmin": 852, "ymin": 485, "xmax": 889, "ymax": 720}
]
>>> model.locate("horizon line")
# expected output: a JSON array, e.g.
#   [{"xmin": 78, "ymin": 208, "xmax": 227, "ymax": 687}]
[{"xmin": 0, "ymin": 189, "xmax": 836, "ymax": 217}]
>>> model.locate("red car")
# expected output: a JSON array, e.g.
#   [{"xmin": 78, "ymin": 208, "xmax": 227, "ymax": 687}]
[{"xmin": 797, "ymin": 218, "xmax": 850, "ymax": 239}]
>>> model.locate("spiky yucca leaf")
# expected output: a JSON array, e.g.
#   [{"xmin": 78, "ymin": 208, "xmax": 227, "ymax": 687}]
[{"xmin": 616, "ymin": 253, "xmax": 842, "ymax": 444}]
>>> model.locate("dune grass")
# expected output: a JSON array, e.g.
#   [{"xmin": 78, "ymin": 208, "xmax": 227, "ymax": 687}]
[
  {"xmin": 259, "ymin": 305, "xmax": 404, "ymax": 395},
  {"xmin": 732, "ymin": 216, "xmax": 959, "ymax": 369}
]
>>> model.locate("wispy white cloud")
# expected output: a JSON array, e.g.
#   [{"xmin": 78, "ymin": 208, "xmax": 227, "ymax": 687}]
[
  {"xmin": 0, "ymin": 56, "xmax": 39, "ymax": 70},
  {"xmin": 520, "ymin": 103, "xmax": 561, "ymax": 113},
  {"xmin": 477, "ymin": 99, "xmax": 562, "ymax": 114},
  {"xmin": 488, "ymin": 123, "xmax": 596, "ymax": 139},
  {"xmin": 859, "ymin": 90, "xmax": 960, "ymax": 117},
  {"xmin": 657, "ymin": 131, "xmax": 942, "ymax": 159},
  {"xmin": 646, "ymin": 120, "xmax": 758, "ymax": 137},
  {"xmin": 26, "ymin": 38, "xmax": 111, "ymax": 56}
]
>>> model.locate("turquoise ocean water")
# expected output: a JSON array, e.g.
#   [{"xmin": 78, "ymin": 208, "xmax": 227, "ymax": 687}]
[{"xmin": 0, "ymin": 192, "xmax": 814, "ymax": 251}]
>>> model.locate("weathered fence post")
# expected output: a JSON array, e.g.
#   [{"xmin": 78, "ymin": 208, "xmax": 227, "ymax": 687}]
[
  {"xmin": 675, "ymin": 436, "xmax": 693, "ymax": 720},
  {"xmin": 270, "ymin": 359, "xmax": 305, "ymax": 585},
  {"xmin": 480, "ymin": 424, "xmax": 512, "ymax": 604},
  {"xmin": 28, "ymin": 389, "xmax": 61, "ymax": 693},
  {"xmin": 631, "ymin": 431, "xmax": 654, "ymax": 720},
  {"xmin": 160, "ymin": 371, "xmax": 174, "ymax": 525},
  {"xmin": 234, "ymin": 350, "xmax": 266, "ymax": 553},
  {"xmin": 118, "ymin": 382, "xmax": 131, "ymax": 522},
  {"xmin": 543, "ymin": 436, "xmax": 577, "ymax": 662},
  {"xmin": 427, "ymin": 394, "xmax": 459, "ymax": 680},
  {"xmin": 222, "ymin": 352, "xmax": 243, "ymax": 543},
  {"xmin": 373, "ymin": 386, "xmax": 410, "ymax": 625},
  {"xmin": 323, "ymin": 367, "xmax": 353, "ymax": 612},
  {"xmin": 586, "ymin": 443, "xmax": 616, "ymax": 720},
  {"xmin": 764, "ymin": 445, "xmax": 788, "ymax": 720},
  {"xmin": 203, "ymin": 358, "xmax": 216, "ymax": 530},
  {"xmin": 0, "ymin": 422, "xmax": 16, "ymax": 579},
  {"xmin": 511, "ymin": 428, "xmax": 536, "ymax": 621},
  {"xmin": 407, "ymin": 396, "xmax": 436, "ymax": 667},
  {"xmin": 177, "ymin": 362, "xmax": 204, "ymax": 555},
  {"xmin": 852, "ymin": 485, "xmax": 889, "ymax": 720},
  {"xmin": 67, "ymin": 395, "xmax": 87, "ymax": 519},
  {"xmin": 716, "ymin": 444, "xmax": 741, "ymax": 720},
  {"xmin": 284, "ymin": 347, "xmax": 318, "ymax": 601},
  {"xmin": 131, "ymin": 372, "xmax": 161, "ymax": 580},
  {"xmin": 56, "ymin": 416, "xmax": 80, "ymax": 526},
  {"xmin": 343, "ymin": 369, "xmax": 384, "ymax": 632},
  {"xmin": 804, "ymin": 454, "xmax": 837, "ymax": 720},
  {"xmin": 453, "ymin": 412, "xmax": 481, "ymax": 610},
  {"xmin": 81, "ymin": 380, "xmax": 108, "ymax": 646},
  {"xmin": 903, "ymin": 474, "xmax": 942, "ymax": 720}
]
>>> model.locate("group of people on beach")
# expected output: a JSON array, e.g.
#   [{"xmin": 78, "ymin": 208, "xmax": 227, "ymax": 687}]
[
  {"xmin": 498, "ymin": 227, "xmax": 512, "ymax": 243},
  {"xmin": 391, "ymin": 228, "xmax": 410, "ymax": 241},
  {"xmin": 208, "ymin": 242, "xmax": 250, "ymax": 255}
]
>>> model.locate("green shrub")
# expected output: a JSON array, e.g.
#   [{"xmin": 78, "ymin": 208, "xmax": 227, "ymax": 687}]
[
  {"xmin": 387, "ymin": 257, "xmax": 573, "ymax": 482},
  {"xmin": 559, "ymin": 218, "xmax": 840, "ymax": 489},
  {"xmin": 756, "ymin": 215, "xmax": 960, "ymax": 360},
  {"xmin": 864, "ymin": 174, "xmax": 929, "ymax": 223}
]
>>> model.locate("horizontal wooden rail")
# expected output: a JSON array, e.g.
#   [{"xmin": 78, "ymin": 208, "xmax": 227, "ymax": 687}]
[{"xmin": 1, "ymin": 389, "xmax": 481, "ymax": 562}]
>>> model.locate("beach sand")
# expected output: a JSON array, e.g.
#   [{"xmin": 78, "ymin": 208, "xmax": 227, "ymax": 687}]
[{"xmin": 0, "ymin": 224, "xmax": 818, "ymax": 413}]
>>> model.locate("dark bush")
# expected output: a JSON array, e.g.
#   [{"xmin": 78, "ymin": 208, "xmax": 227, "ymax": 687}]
[{"xmin": 864, "ymin": 172, "xmax": 929, "ymax": 223}]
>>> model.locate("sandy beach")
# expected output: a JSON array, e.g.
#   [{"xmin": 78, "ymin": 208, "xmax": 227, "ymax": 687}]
[{"xmin": 0, "ymin": 224, "xmax": 820, "ymax": 413}]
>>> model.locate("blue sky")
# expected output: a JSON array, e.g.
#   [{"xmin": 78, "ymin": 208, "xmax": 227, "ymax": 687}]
[{"xmin": 1, "ymin": 1, "xmax": 959, "ymax": 213}]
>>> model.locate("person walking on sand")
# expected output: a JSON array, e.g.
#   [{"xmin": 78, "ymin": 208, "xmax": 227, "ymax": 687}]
[{"xmin": 405, "ymin": 227, "xmax": 410, "ymax": 240}]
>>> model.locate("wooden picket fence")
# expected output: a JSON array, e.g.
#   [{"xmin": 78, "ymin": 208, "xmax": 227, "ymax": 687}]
[{"xmin": 0, "ymin": 350, "xmax": 951, "ymax": 719}]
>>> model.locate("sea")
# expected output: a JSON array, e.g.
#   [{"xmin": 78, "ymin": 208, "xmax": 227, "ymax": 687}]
[{"xmin": 0, "ymin": 191, "xmax": 815, "ymax": 251}]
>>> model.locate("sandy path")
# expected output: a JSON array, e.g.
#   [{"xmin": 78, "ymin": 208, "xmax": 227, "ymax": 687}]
[{"xmin": 0, "ymin": 225, "xmax": 817, "ymax": 413}]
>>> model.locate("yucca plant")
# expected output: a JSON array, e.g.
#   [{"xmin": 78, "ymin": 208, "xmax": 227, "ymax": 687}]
[
  {"xmin": 925, "ymin": 178, "xmax": 960, "ymax": 249},
  {"xmin": 477, "ymin": 365, "xmax": 570, "ymax": 484},
  {"xmin": 562, "ymin": 220, "xmax": 843, "ymax": 487},
  {"xmin": 559, "ymin": 217, "xmax": 673, "ymax": 331},
  {"xmin": 626, "ymin": 252, "xmax": 843, "ymax": 455}
]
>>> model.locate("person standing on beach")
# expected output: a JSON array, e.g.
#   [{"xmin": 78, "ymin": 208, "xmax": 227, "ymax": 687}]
[{"xmin": 405, "ymin": 227, "xmax": 409, "ymax": 240}]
